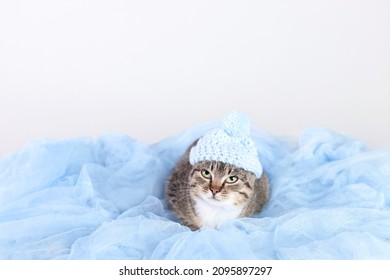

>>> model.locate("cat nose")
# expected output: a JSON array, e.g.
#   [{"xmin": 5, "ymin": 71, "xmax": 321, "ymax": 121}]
[{"xmin": 210, "ymin": 186, "xmax": 220, "ymax": 195}]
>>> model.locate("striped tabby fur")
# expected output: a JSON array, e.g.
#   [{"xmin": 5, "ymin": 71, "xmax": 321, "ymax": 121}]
[{"xmin": 166, "ymin": 140, "xmax": 269, "ymax": 230}]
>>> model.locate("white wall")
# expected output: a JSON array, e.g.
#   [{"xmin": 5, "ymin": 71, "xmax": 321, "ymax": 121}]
[{"xmin": 0, "ymin": 0, "xmax": 389, "ymax": 156}]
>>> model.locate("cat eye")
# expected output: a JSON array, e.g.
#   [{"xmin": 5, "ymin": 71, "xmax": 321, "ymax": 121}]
[
  {"xmin": 200, "ymin": 169, "xmax": 211, "ymax": 179},
  {"xmin": 225, "ymin": 176, "xmax": 238, "ymax": 184}
]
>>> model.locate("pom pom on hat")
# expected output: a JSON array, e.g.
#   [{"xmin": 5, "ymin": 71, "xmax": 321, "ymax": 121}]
[{"xmin": 189, "ymin": 111, "xmax": 263, "ymax": 178}]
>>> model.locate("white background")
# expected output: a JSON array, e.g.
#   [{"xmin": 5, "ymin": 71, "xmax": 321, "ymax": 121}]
[{"xmin": 0, "ymin": 0, "xmax": 389, "ymax": 156}]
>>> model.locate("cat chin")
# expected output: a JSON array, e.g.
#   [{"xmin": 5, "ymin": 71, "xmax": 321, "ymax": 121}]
[
  {"xmin": 193, "ymin": 196, "xmax": 245, "ymax": 228},
  {"xmin": 197, "ymin": 193, "xmax": 234, "ymax": 207}
]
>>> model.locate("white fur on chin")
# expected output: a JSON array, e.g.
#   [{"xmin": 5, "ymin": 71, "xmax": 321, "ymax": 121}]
[{"xmin": 193, "ymin": 194, "xmax": 244, "ymax": 229}]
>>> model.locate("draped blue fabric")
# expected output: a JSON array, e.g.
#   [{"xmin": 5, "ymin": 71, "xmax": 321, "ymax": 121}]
[{"xmin": 1, "ymin": 124, "xmax": 389, "ymax": 259}]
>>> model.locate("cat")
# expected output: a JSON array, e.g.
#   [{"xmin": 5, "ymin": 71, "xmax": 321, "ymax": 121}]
[{"xmin": 166, "ymin": 140, "xmax": 269, "ymax": 230}]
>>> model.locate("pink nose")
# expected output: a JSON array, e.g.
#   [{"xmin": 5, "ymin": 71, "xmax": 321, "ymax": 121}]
[{"xmin": 210, "ymin": 186, "xmax": 220, "ymax": 195}]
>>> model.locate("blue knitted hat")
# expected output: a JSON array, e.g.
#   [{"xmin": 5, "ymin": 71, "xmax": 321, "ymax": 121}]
[{"xmin": 189, "ymin": 111, "xmax": 263, "ymax": 178}]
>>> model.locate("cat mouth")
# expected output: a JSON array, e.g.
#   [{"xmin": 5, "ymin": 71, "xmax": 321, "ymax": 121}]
[
  {"xmin": 196, "ymin": 193, "xmax": 221, "ymax": 203},
  {"xmin": 209, "ymin": 195, "xmax": 221, "ymax": 202}
]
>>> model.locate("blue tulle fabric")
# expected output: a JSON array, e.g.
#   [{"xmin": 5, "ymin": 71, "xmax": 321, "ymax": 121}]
[{"xmin": 0, "ymin": 123, "xmax": 389, "ymax": 259}]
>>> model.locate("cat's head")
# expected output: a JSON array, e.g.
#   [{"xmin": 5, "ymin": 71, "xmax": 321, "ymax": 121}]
[{"xmin": 188, "ymin": 160, "xmax": 256, "ymax": 206}]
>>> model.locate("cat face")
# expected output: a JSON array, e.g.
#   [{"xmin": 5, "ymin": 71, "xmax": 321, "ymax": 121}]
[{"xmin": 188, "ymin": 160, "xmax": 256, "ymax": 207}]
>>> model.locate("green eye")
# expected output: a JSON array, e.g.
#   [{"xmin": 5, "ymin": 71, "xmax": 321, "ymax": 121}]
[
  {"xmin": 226, "ymin": 176, "xmax": 238, "ymax": 184},
  {"xmin": 201, "ymin": 169, "xmax": 211, "ymax": 179}
]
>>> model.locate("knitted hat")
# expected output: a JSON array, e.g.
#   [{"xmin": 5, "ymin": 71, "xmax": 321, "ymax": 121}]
[{"xmin": 189, "ymin": 111, "xmax": 263, "ymax": 178}]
